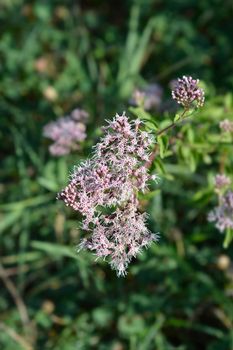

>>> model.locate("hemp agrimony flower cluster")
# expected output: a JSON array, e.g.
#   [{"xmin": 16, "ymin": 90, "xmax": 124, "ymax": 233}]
[
  {"xmin": 208, "ymin": 175, "xmax": 233, "ymax": 236},
  {"xmin": 58, "ymin": 113, "xmax": 159, "ymax": 276},
  {"xmin": 171, "ymin": 76, "xmax": 205, "ymax": 109},
  {"xmin": 219, "ymin": 119, "xmax": 233, "ymax": 133},
  {"xmin": 131, "ymin": 83, "xmax": 163, "ymax": 110},
  {"xmin": 43, "ymin": 108, "xmax": 89, "ymax": 156},
  {"xmin": 207, "ymin": 118, "xmax": 233, "ymax": 247},
  {"xmin": 57, "ymin": 75, "xmax": 205, "ymax": 276}
]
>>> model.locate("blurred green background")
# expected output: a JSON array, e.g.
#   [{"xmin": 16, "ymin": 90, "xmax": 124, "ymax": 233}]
[{"xmin": 1, "ymin": 1, "xmax": 233, "ymax": 349}]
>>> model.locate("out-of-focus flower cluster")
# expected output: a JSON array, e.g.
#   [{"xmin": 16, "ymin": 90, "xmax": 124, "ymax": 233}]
[
  {"xmin": 208, "ymin": 190, "xmax": 233, "ymax": 232},
  {"xmin": 208, "ymin": 174, "xmax": 233, "ymax": 233},
  {"xmin": 58, "ymin": 113, "xmax": 158, "ymax": 276},
  {"xmin": 171, "ymin": 76, "xmax": 205, "ymax": 109},
  {"xmin": 43, "ymin": 108, "xmax": 89, "ymax": 156},
  {"xmin": 130, "ymin": 83, "xmax": 163, "ymax": 110},
  {"xmin": 219, "ymin": 119, "xmax": 233, "ymax": 133},
  {"xmin": 214, "ymin": 174, "xmax": 231, "ymax": 190}
]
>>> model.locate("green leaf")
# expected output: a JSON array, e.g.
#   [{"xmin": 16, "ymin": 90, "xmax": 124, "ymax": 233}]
[
  {"xmin": 139, "ymin": 189, "xmax": 161, "ymax": 200},
  {"xmin": 31, "ymin": 241, "xmax": 79, "ymax": 260},
  {"xmin": 157, "ymin": 135, "xmax": 169, "ymax": 159},
  {"xmin": 144, "ymin": 120, "xmax": 158, "ymax": 132},
  {"xmin": 129, "ymin": 107, "xmax": 158, "ymax": 128},
  {"xmin": 223, "ymin": 228, "xmax": 233, "ymax": 248},
  {"xmin": 173, "ymin": 113, "xmax": 180, "ymax": 122},
  {"xmin": 153, "ymin": 158, "xmax": 166, "ymax": 175},
  {"xmin": 189, "ymin": 152, "xmax": 197, "ymax": 172},
  {"xmin": 0, "ymin": 210, "xmax": 22, "ymax": 233},
  {"xmin": 224, "ymin": 93, "xmax": 232, "ymax": 109},
  {"xmin": 38, "ymin": 177, "xmax": 59, "ymax": 192}
]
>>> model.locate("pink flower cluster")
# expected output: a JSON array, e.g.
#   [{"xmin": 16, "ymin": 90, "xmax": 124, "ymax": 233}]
[
  {"xmin": 58, "ymin": 113, "xmax": 158, "ymax": 276},
  {"xmin": 130, "ymin": 83, "xmax": 163, "ymax": 110},
  {"xmin": 219, "ymin": 119, "xmax": 233, "ymax": 133},
  {"xmin": 79, "ymin": 204, "xmax": 156, "ymax": 276},
  {"xmin": 214, "ymin": 174, "xmax": 231, "ymax": 190},
  {"xmin": 43, "ymin": 108, "xmax": 89, "ymax": 156},
  {"xmin": 171, "ymin": 76, "xmax": 205, "ymax": 109},
  {"xmin": 208, "ymin": 191, "xmax": 233, "ymax": 233},
  {"xmin": 208, "ymin": 174, "xmax": 233, "ymax": 233}
]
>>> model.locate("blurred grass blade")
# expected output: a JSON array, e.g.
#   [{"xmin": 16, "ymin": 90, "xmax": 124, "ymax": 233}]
[{"xmin": 31, "ymin": 241, "xmax": 78, "ymax": 260}]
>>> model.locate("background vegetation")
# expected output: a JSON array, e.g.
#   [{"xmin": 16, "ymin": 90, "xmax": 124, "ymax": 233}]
[{"xmin": 1, "ymin": 0, "xmax": 233, "ymax": 349}]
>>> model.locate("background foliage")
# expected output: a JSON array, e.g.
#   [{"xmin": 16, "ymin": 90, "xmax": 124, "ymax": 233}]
[{"xmin": 1, "ymin": 0, "xmax": 233, "ymax": 349}]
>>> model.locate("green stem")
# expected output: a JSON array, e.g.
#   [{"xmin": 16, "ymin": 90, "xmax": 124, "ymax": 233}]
[
  {"xmin": 156, "ymin": 108, "xmax": 195, "ymax": 137},
  {"xmin": 145, "ymin": 108, "xmax": 195, "ymax": 168}
]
